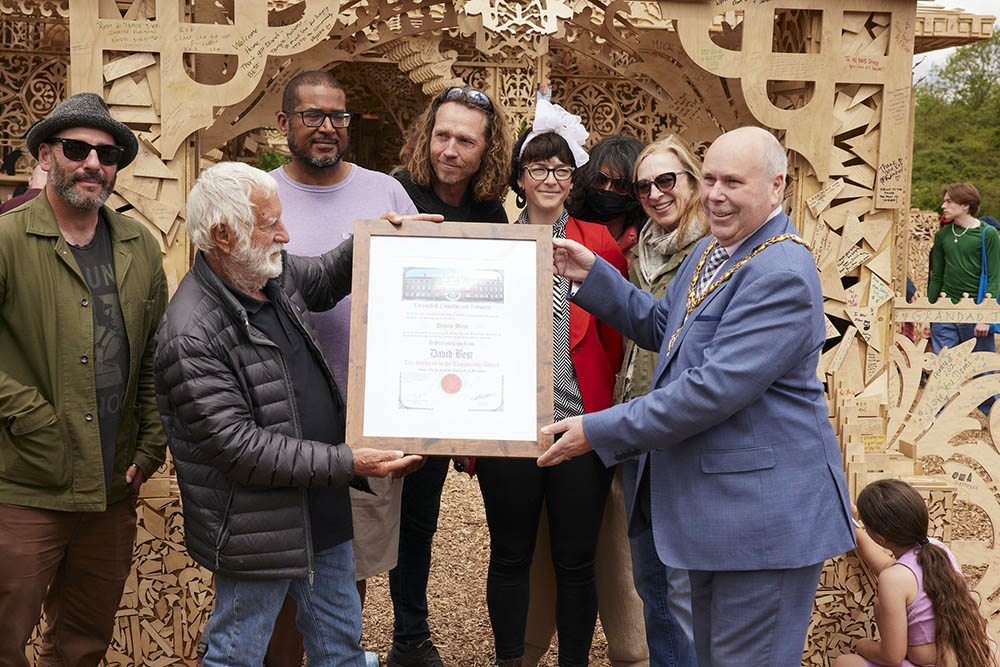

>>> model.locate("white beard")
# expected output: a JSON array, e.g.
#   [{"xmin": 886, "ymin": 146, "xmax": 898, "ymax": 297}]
[{"xmin": 229, "ymin": 239, "xmax": 283, "ymax": 293}]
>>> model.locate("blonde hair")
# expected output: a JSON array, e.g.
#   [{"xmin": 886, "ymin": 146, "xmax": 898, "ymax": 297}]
[{"xmin": 633, "ymin": 135, "xmax": 706, "ymax": 240}]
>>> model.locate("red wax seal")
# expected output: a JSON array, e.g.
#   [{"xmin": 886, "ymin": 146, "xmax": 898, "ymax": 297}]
[{"xmin": 441, "ymin": 373, "xmax": 462, "ymax": 394}]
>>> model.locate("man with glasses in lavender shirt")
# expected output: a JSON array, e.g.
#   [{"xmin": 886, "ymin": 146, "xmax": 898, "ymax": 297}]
[{"xmin": 264, "ymin": 70, "xmax": 429, "ymax": 667}]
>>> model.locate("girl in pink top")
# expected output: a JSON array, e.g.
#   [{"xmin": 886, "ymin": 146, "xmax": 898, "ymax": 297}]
[{"xmin": 833, "ymin": 479, "xmax": 997, "ymax": 667}]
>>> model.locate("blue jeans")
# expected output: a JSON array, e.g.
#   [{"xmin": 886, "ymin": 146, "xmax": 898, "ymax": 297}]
[
  {"xmin": 630, "ymin": 527, "xmax": 698, "ymax": 667},
  {"xmin": 930, "ymin": 322, "xmax": 996, "ymax": 413},
  {"xmin": 203, "ymin": 541, "xmax": 365, "ymax": 667},
  {"xmin": 622, "ymin": 459, "xmax": 697, "ymax": 667},
  {"xmin": 930, "ymin": 322, "xmax": 996, "ymax": 354},
  {"xmin": 389, "ymin": 455, "xmax": 451, "ymax": 650}
]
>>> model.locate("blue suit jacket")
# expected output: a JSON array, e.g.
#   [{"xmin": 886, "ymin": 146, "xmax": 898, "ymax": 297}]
[{"xmin": 576, "ymin": 213, "xmax": 855, "ymax": 572}]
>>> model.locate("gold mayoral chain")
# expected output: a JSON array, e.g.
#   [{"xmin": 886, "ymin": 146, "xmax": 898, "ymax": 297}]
[{"xmin": 665, "ymin": 234, "xmax": 813, "ymax": 354}]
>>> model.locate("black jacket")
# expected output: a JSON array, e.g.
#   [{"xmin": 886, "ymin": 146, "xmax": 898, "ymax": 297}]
[
  {"xmin": 393, "ymin": 168, "xmax": 507, "ymax": 222},
  {"xmin": 154, "ymin": 242, "xmax": 354, "ymax": 579}
]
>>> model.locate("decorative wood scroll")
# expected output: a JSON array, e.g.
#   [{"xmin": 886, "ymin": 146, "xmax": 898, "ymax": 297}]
[{"xmin": 8, "ymin": 0, "xmax": 987, "ymax": 663}]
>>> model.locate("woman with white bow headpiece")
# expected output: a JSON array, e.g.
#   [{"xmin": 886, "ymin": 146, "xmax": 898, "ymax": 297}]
[{"xmin": 474, "ymin": 86, "xmax": 629, "ymax": 667}]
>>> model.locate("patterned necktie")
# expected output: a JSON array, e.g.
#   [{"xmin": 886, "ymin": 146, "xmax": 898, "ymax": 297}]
[{"xmin": 696, "ymin": 244, "xmax": 729, "ymax": 296}]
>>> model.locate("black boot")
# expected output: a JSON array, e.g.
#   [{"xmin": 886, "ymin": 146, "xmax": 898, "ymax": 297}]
[{"xmin": 493, "ymin": 658, "xmax": 523, "ymax": 667}]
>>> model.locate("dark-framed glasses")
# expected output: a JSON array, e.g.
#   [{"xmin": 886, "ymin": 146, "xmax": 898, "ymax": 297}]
[
  {"xmin": 595, "ymin": 171, "xmax": 631, "ymax": 195},
  {"xmin": 288, "ymin": 110, "xmax": 352, "ymax": 128},
  {"xmin": 524, "ymin": 165, "xmax": 574, "ymax": 182},
  {"xmin": 46, "ymin": 138, "xmax": 124, "ymax": 166},
  {"xmin": 633, "ymin": 171, "xmax": 686, "ymax": 198},
  {"xmin": 438, "ymin": 86, "xmax": 494, "ymax": 113}
]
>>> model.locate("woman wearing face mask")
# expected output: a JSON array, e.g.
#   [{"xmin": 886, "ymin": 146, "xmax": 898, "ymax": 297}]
[
  {"xmin": 567, "ymin": 135, "xmax": 646, "ymax": 261},
  {"xmin": 475, "ymin": 93, "xmax": 627, "ymax": 667},
  {"xmin": 611, "ymin": 135, "xmax": 710, "ymax": 667}
]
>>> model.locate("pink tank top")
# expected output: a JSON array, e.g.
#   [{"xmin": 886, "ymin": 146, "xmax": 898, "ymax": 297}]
[{"xmin": 893, "ymin": 537, "xmax": 961, "ymax": 646}]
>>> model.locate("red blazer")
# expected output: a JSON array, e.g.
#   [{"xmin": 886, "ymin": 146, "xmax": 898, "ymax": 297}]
[{"xmin": 566, "ymin": 216, "xmax": 628, "ymax": 414}]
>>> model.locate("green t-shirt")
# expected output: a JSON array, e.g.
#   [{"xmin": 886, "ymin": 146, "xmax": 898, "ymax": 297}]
[{"xmin": 928, "ymin": 222, "xmax": 1000, "ymax": 303}]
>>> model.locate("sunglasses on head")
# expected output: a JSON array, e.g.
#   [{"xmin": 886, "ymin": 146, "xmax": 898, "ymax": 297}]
[
  {"xmin": 594, "ymin": 171, "xmax": 631, "ymax": 195},
  {"xmin": 46, "ymin": 137, "xmax": 124, "ymax": 166},
  {"xmin": 632, "ymin": 171, "xmax": 686, "ymax": 199},
  {"xmin": 438, "ymin": 86, "xmax": 494, "ymax": 114}
]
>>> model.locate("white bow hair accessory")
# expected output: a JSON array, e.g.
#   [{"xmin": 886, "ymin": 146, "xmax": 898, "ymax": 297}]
[{"xmin": 519, "ymin": 95, "xmax": 589, "ymax": 168}]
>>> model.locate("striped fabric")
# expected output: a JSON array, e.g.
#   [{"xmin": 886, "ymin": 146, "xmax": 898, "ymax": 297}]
[{"xmin": 517, "ymin": 210, "xmax": 585, "ymax": 421}]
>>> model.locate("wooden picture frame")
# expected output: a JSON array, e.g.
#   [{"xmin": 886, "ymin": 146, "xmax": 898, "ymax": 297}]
[{"xmin": 346, "ymin": 219, "xmax": 554, "ymax": 457}]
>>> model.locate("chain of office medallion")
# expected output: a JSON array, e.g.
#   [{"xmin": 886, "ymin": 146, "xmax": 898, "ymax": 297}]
[{"xmin": 665, "ymin": 234, "xmax": 813, "ymax": 354}]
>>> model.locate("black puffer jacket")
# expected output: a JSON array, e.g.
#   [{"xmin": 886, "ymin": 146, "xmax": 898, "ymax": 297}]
[{"xmin": 154, "ymin": 241, "xmax": 354, "ymax": 579}]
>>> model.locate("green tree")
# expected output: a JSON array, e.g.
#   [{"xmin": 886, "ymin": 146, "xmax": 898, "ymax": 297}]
[
  {"xmin": 911, "ymin": 30, "xmax": 1000, "ymax": 217},
  {"xmin": 256, "ymin": 150, "xmax": 290, "ymax": 172}
]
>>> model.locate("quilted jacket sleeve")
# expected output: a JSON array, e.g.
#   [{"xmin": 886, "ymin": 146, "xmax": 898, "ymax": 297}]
[
  {"xmin": 285, "ymin": 236, "xmax": 353, "ymax": 313},
  {"xmin": 154, "ymin": 331, "xmax": 355, "ymax": 489}
]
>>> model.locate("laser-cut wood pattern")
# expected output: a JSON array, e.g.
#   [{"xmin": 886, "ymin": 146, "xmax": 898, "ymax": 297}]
[{"xmin": 2, "ymin": 0, "xmax": 995, "ymax": 663}]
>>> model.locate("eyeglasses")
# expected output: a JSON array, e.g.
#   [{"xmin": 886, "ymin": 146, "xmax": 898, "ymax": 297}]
[
  {"xmin": 524, "ymin": 165, "xmax": 574, "ymax": 182},
  {"xmin": 595, "ymin": 171, "xmax": 631, "ymax": 195},
  {"xmin": 438, "ymin": 86, "xmax": 494, "ymax": 114},
  {"xmin": 287, "ymin": 110, "xmax": 352, "ymax": 128},
  {"xmin": 632, "ymin": 171, "xmax": 687, "ymax": 199},
  {"xmin": 46, "ymin": 138, "xmax": 124, "ymax": 166}
]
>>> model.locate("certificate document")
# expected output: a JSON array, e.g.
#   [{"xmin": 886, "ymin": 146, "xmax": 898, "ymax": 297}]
[{"xmin": 347, "ymin": 221, "xmax": 554, "ymax": 456}]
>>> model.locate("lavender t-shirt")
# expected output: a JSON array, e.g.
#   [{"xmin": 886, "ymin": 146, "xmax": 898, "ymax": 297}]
[{"xmin": 271, "ymin": 164, "xmax": 417, "ymax": 399}]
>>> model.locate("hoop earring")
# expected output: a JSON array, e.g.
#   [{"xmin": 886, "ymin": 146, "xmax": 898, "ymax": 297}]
[{"xmin": 516, "ymin": 192, "xmax": 525, "ymax": 208}]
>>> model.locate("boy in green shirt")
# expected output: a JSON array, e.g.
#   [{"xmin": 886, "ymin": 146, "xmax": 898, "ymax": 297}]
[{"xmin": 928, "ymin": 182, "xmax": 998, "ymax": 353}]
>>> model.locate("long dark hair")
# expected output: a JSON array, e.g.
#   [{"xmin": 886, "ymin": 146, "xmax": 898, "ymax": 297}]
[
  {"xmin": 566, "ymin": 135, "xmax": 645, "ymax": 230},
  {"xmin": 857, "ymin": 479, "xmax": 997, "ymax": 667}
]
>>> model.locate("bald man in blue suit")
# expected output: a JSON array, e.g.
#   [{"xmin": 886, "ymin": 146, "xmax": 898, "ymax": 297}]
[{"xmin": 540, "ymin": 127, "xmax": 855, "ymax": 666}]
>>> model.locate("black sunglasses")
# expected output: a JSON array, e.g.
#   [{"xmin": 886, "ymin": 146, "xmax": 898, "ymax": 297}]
[
  {"xmin": 46, "ymin": 138, "xmax": 124, "ymax": 166},
  {"xmin": 287, "ymin": 110, "xmax": 352, "ymax": 128},
  {"xmin": 632, "ymin": 171, "xmax": 687, "ymax": 199},
  {"xmin": 595, "ymin": 171, "xmax": 631, "ymax": 195},
  {"xmin": 438, "ymin": 86, "xmax": 494, "ymax": 114}
]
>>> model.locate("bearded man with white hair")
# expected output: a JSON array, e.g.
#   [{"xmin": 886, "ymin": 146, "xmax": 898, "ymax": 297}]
[{"xmin": 153, "ymin": 161, "xmax": 421, "ymax": 666}]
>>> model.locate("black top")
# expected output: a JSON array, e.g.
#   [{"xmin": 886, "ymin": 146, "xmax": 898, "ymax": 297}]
[
  {"xmin": 227, "ymin": 280, "xmax": 351, "ymax": 552},
  {"xmin": 69, "ymin": 213, "xmax": 130, "ymax": 493},
  {"xmin": 394, "ymin": 168, "xmax": 507, "ymax": 222}
]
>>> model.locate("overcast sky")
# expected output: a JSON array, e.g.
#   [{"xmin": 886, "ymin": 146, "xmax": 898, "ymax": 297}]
[{"xmin": 913, "ymin": 0, "xmax": 998, "ymax": 82}]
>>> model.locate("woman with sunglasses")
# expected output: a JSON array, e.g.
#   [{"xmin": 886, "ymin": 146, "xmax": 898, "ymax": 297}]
[
  {"xmin": 475, "ymin": 94, "xmax": 627, "ymax": 667},
  {"xmin": 566, "ymin": 136, "xmax": 646, "ymax": 262},
  {"xmin": 610, "ymin": 134, "xmax": 710, "ymax": 666}
]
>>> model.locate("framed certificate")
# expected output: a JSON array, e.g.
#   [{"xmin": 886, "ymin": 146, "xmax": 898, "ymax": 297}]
[{"xmin": 346, "ymin": 220, "xmax": 554, "ymax": 457}]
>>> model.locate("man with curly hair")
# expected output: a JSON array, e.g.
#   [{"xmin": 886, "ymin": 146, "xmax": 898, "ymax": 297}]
[{"xmin": 386, "ymin": 86, "xmax": 512, "ymax": 667}]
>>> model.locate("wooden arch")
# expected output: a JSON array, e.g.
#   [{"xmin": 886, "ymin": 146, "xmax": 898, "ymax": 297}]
[{"xmin": 8, "ymin": 0, "xmax": 992, "ymax": 660}]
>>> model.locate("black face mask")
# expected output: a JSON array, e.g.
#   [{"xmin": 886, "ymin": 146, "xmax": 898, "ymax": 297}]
[{"xmin": 585, "ymin": 187, "xmax": 639, "ymax": 222}]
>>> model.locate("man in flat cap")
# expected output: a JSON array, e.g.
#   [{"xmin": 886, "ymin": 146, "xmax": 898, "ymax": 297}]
[{"xmin": 0, "ymin": 92, "xmax": 168, "ymax": 665}]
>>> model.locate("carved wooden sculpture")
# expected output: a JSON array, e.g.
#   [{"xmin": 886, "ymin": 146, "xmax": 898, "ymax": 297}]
[{"xmin": 1, "ymin": 0, "xmax": 993, "ymax": 662}]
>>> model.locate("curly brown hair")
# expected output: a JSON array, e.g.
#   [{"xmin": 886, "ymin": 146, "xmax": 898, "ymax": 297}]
[{"xmin": 399, "ymin": 90, "xmax": 512, "ymax": 203}]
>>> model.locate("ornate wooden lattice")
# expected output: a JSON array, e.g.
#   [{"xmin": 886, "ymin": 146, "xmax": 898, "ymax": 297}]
[
  {"xmin": 0, "ymin": 0, "xmax": 992, "ymax": 663},
  {"xmin": 0, "ymin": 0, "xmax": 69, "ymax": 174}
]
